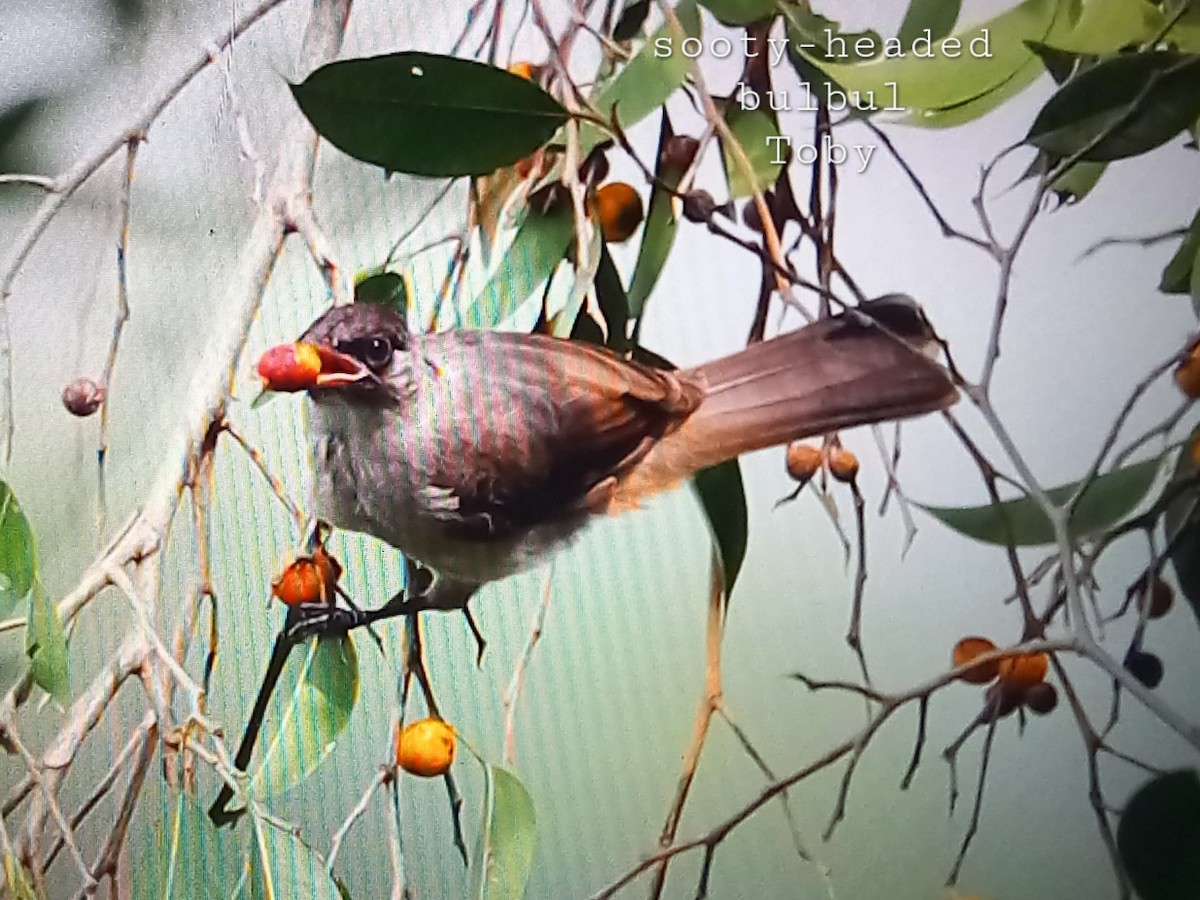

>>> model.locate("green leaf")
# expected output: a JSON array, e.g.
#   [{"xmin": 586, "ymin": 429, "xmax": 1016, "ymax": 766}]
[
  {"xmin": 1164, "ymin": 431, "xmax": 1200, "ymax": 627},
  {"xmin": 1118, "ymin": 770, "xmax": 1200, "ymax": 900},
  {"xmin": 0, "ymin": 480, "xmax": 36, "ymax": 615},
  {"xmin": 252, "ymin": 636, "xmax": 359, "ymax": 797},
  {"xmin": 1049, "ymin": 159, "xmax": 1107, "ymax": 205},
  {"xmin": 1044, "ymin": 0, "xmax": 1163, "ymax": 54},
  {"xmin": 898, "ymin": 0, "xmax": 961, "ymax": 45},
  {"xmin": 918, "ymin": 452, "xmax": 1166, "ymax": 547},
  {"xmin": 627, "ymin": 114, "xmax": 684, "ymax": 323},
  {"xmin": 472, "ymin": 765, "xmax": 536, "ymax": 900},
  {"xmin": 548, "ymin": 224, "xmax": 603, "ymax": 340},
  {"xmin": 248, "ymin": 817, "xmax": 343, "ymax": 900},
  {"xmin": 721, "ymin": 105, "xmax": 784, "ymax": 198},
  {"xmin": 785, "ymin": 0, "xmax": 1065, "ymax": 123},
  {"xmin": 1024, "ymin": 40, "xmax": 1080, "ymax": 84},
  {"xmin": 583, "ymin": 242, "xmax": 631, "ymax": 351},
  {"xmin": 780, "ymin": 7, "xmax": 882, "ymax": 63},
  {"xmin": 699, "ymin": 0, "xmax": 776, "ymax": 26},
  {"xmin": 461, "ymin": 205, "xmax": 575, "ymax": 330},
  {"xmin": 290, "ymin": 53, "xmax": 569, "ymax": 178},
  {"xmin": 693, "ymin": 459, "xmax": 748, "ymax": 599},
  {"xmin": 25, "ymin": 580, "xmax": 68, "ymax": 705},
  {"xmin": 580, "ymin": 0, "xmax": 701, "ymax": 153},
  {"xmin": 353, "ymin": 270, "xmax": 410, "ymax": 313},
  {"xmin": 1026, "ymin": 51, "xmax": 1200, "ymax": 162},
  {"xmin": 135, "ymin": 790, "xmax": 242, "ymax": 900},
  {"xmin": 1164, "ymin": 2, "xmax": 1200, "ymax": 52},
  {"xmin": 1160, "ymin": 208, "xmax": 1200, "ymax": 294}
]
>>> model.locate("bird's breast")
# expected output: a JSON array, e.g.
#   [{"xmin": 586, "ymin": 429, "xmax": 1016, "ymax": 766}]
[{"xmin": 306, "ymin": 397, "xmax": 583, "ymax": 584}]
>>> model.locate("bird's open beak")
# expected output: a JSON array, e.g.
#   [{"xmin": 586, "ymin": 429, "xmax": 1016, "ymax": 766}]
[{"xmin": 257, "ymin": 341, "xmax": 370, "ymax": 393}]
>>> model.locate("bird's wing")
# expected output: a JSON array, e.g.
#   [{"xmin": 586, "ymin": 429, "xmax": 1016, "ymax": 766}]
[{"xmin": 403, "ymin": 330, "xmax": 704, "ymax": 540}]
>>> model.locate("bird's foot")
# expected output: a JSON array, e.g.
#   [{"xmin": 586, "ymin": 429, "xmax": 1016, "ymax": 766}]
[{"xmin": 283, "ymin": 602, "xmax": 367, "ymax": 642}]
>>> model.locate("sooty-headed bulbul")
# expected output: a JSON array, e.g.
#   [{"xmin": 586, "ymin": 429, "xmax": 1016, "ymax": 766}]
[{"xmin": 257, "ymin": 294, "xmax": 957, "ymax": 631}]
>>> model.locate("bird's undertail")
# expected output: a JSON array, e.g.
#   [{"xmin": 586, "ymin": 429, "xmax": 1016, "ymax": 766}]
[{"xmin": 611, "ymin": 302, "xmax": 958, "ymax": 508}]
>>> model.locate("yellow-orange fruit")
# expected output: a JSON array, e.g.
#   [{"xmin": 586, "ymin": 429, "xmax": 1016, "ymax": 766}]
[
  {"xmin": 1136, "ymin": 575, "xmax": 1174, "ymax": 620},
  {"xmin": 507, "ymin": 61, "xmax": 536, "ymax": 81},
  {"xmin": 997, "ymin": 651, "xmax": 1049, "ymax": 689},
  {"xmin": 593, "ymin": 182, "xmax": 644, "ymax": 243},
  {"xmin": 1175, "ymin": 344, "xmax": 1200, "ymax": 398},
  {"xmin": 785, "ymin": 442, "xmax": 822, "ymax": 483},
  {"xmin": 258, "ymin": 342, "xmax": 323, "ymax": 392},
  {"xmin": 1191, "ymin": 433, "xmax": 1200, "ymax": 468},
  {"xmin": 827, "ymin": 448, "xmax": 859, "ymax": 483},
  {"xmin": 952, "ymin": 636, "xmax": 1000, "ymax": 685},
  {"xmin": 396, "ymin": 718, "xmax": 457, "ymax": 777},
  {"xmin": 271, "ymin": 548, "xmax": 340, "ymax": 607}
]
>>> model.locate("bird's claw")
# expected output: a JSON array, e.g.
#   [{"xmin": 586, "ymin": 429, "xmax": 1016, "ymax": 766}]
[{"xmin": 283, "ymin": 602, "xmax": 367, "ymax": 642}]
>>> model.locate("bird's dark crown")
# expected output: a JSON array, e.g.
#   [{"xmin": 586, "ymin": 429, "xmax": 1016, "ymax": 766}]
[{"xmin": 301, "ymin": 302, "xmax": 410, "ymax": 354}]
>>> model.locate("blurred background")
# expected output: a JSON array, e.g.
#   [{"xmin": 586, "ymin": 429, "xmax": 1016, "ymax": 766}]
[{"xmin": 1, "ymin": 1, "xmax": 1197, "ymax": 897}]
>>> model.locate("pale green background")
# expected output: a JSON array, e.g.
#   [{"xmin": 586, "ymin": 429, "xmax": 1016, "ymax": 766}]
[{"xmin": 1, "ymin": 2, "xmax": 1198, "ymax": 898}]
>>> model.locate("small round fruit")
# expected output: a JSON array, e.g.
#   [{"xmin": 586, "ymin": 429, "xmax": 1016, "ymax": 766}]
[
  {"xmin": 997, "ymin": 651, "xmax": 1049, "ymax": 689},
  {"xmin": 1190, "ymin": 433, "xmax": 1200, "ymax": 469},
  {"xmin": 62, "ymin": 378, "xmax": 105, "ymax": 417},
  {"xmin": 1023, "ymin": 681, "xmax": 1058, "ymax": 715},
  {"xmin": 952, "ymin": 636, "xmax": 1000, "ymax": 685},
  {"xmin": 827, "ymin": 448, "xmax": 859, "ymax": 483},
  {"xmin": 1175, "ymin": 343, "xmax": 1200, "ymax": 399},
  {"xmin": 396, "ymin": 717, "xmax": 457, "ymax": 777},
  {"xmin": 258, "ymin": 342, "xmax": 323, "ymax": 392},
  {"xmin": 271, "ymin": 551, "xmax": 339, "ymax": 607},
  {"xmin": 984, "ymin": 680, "xmax": 1020, "ymax": 719},
  {"xmin": 593, "ymin": 182, "xmax": 644, "ymax": 243},
  {"xmin": 682, "ymin": 189, "xmax": 716, "ymax": 224},
  {"xmin": 660, "ymin": 135, "xmax": 699, "ymax": 172},
  {"xmin": 785, "ymin": 442, "xmax": 822, "ymax": 483},
  {"xmin": 1136, "ymin": 575, "xmax": 1174, "ymax": 620},
  {"xmin": 1124, "ymin": 648, "xmax": 1164, "ymax": 689}
]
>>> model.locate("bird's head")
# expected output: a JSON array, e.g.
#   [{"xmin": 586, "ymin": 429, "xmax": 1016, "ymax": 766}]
[{"xmin": 256, "ymin": 303, "xmax": 409, "ymax": 405}]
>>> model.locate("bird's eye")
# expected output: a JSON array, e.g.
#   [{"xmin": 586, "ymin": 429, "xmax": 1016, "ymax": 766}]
[{"xmin": 360, "ymin": 336, "xmax": 393, "ymax": 371}]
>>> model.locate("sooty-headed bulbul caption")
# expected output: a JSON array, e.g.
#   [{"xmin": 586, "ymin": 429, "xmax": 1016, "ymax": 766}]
[{"xmin": 260, "ymin": 295, "xmax": 957, "ymax": 629}]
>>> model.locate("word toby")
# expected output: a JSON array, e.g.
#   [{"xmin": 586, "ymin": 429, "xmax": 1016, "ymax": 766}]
[{"xmin": 767, "ymin": 135, "xmax": 876, "ymax": 174}]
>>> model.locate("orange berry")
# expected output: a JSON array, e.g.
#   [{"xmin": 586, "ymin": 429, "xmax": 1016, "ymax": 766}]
[
  {"xmin": 1191, "ymin": 433, "xmax": 1200, "ymax": 469},
  {"xmin": 952, "ymin": 636, "xmax": 999, "ymax": 685},
  {"xmin": 396, "ymin": 717, "xmax": 457, "ymax": 777},
  {"xmin": 1136, "ymin": 575, "xmax": 1174, "ymax": 619},
  {"xmin": 1023, "ymin": 681, "xmax": 1058, "ymax": 716},
  {"xmin": 997, "ymin": 651, "xmax": 1049, "ymax": 689},
  {"xmin": 1174, "ymin": 343, "xmax": 1200, "ymax": 398},
  {"xmin": 258, "ymin": 342, "xmax": 322, "ymax": 392},
  {"xmin": 593, "ymin": 182, "xmax": 644, "ymax": 243},
  {"xmin": 271, "ymin": 548, "xmax": 340, "ymax": 607},
  {"xmin": 827, "ymin": 447, "xmax": 859, "ymax": 483},
  {"xmin": 507, "ymin": 61, "xmax": 536, "ymax": 81},
  {"xmin": 785, "ymin": 442, "xmax": 822, "ymax": 483}
]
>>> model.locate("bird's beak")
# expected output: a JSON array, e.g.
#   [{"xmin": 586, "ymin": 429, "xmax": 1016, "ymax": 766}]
[{"xmin": 257, "ymin": 341, "xmax": 370, "ymax": 393}]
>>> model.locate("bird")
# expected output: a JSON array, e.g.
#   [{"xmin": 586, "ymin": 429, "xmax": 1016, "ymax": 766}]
[{"xmin": 256, "ymin": 295, "xmax": 958, "ymax": 632}]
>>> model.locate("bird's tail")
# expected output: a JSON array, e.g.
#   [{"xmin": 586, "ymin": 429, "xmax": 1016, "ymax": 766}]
[{"xmin": 612, "ymin": 298, "xmax": 958, "ymax": 506}]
